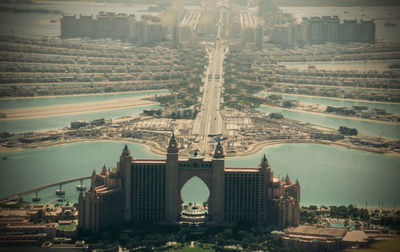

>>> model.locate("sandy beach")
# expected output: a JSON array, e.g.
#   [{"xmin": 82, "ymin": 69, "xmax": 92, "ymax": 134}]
[
  {"xmin": 259, "ymin": 104, "xmax": 400, "ymax": 125},
  {"xmin": 258, "ymin": 91, "xmax": 400, "ymax": 105},
  {"xmin": 270, "ymin": 82, "xmax": 400, "ymax": 92},
  {"xmin": 0, "ymin": 89, "xmax": 168, "ymax": 101},
  {"xmin": 280, "ymin": 61, "xmax": 393, "ymax": 71},
  {"xmin": 2, "ymin": 137, "xmax": 400, "ymax": 158},
  {"xmin": 0, "ymin": 95, "xmax": 158, "ymax": 120}
]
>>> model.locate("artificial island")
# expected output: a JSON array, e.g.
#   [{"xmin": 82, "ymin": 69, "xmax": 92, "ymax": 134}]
[
  {"xmin": 0, "ymin": 0, "xmax": 399, "ymax": 251},
  {"xmin": 0, "ymin": 1, "xmax": 399, "ymax": 158}
]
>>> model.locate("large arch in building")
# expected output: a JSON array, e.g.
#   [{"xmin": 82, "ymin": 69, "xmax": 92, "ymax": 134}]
[
  {"xmin": 165, "ymin": 135, "xmax": 225, "ymax": 223},
  {"xmin": 78, "ymin": 134, "xmax": 301, "ymax": 231},
  {"xmin": 177, "ymin": 160, "xmax": 215, "ymax": 221}
]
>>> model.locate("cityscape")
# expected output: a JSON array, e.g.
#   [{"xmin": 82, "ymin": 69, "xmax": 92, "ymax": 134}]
[{"xmin": 0, "ymin": 0, "xmax": 399, "ymax": 251}]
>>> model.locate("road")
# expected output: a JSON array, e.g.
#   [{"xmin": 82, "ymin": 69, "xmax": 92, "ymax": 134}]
[{"xmin": 192, "ymin": 2, "xmax": 229, "ymax": 155}]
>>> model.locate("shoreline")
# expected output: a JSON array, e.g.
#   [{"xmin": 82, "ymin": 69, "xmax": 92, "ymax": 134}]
[
  {"xmin": 258, "ymin": 91, "xmax": 400, "ymax": 106},
  {"xmin": 33, "ymin": 0, "xmax": 132, "ymax": 6},
  {"xmin": 0, "ymin": 89, "xmax": 168, "ymax": 101},
  {"xmin": 0, "ymin": 96, "xmax": 159, "ymax": 120},
  {"xmin": 259, "ymin": 104, "xmax": 400, "ymax": 126},
  {"xmin": 2, "ymin": 137, "xmax": 399, "ymax": 158},
  {"xmin": 270, "ymin": 82, "xmax": 400, "ymax": 92},
  {"xmin": 279, "ymin": 5, "xmax": 400, "ymax": 8},
  {"xmin": 280, "ymin": 59, "xmax": 400, "ymax": 64},
  {"xmin": 227, "ymin": 139, "xmax": 400, "ymax": 158}
]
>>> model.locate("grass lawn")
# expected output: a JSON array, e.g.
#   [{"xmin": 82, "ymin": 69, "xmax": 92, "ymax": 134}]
[
  {"xmin": 57, "ymin": 224, "xmax": 76, "ymax": 231},
  {"xmin": 173, "ymin": 244, "xmax": 215, "ymax": 252},
  {"xmin": 349, "ymin": 236, "xmax": 400, "ymax": 252}
]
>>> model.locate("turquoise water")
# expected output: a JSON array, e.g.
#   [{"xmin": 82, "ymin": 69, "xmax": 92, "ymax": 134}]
[
  {"xmin": 330, "ymin": 223, "xmax": 344, "ymax": 228},
  {"xmin": 226, "ymin": 144, "xmax": 400, "ymax": 207},
  {"xmin": 0, "ymin": 142, "xmax": 161, "ymax": 204},
  {"xmin": 259, "ymin": 92, "xmax": 400, "ymax": 114},
  {"xmin": 0, "ymin": 141, "xmax": 399, "ymax": 207},
  {"xmin": 0, "ymin": 104, "xmax": 159, "ymax": 133},
  {"xmin": 258, "ymin": 105, "xmax": 400, "ymax": 139},
  {"xmin": 277, "ymin": 85, "xmax": 399, "ymax": 94},
  {"xmin": 0, "ymin": 91, "xmax": 166, "ymax": 110},
  {"xmin": 344, "ymin": 88, "xmax": 399, "ymax": 94}
]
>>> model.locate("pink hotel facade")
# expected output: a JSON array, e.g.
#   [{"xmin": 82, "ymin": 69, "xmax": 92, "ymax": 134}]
[{"xmin": 78, "ymin": 135, "xmax": 300, "ymax": 231}]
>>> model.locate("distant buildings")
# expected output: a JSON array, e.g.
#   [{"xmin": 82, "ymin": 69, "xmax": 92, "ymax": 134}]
[
  {"xmin": 273, "ymin": 225, "xmax": 397, "ymax": 252},
  {"xmin": 70, "ymin": 118, "xmax": 106, "ymax": 129},
  {"xmin": 240, "ymin": 12, "xmax": 258, "ymax": 44},
  {"xmin": 178, "ymin": 11, "xmax": 201, "ymax": 42},
  {"xmin": 271, "ymin": 16, "xmax": 375, "ymax": 46},
  {"xmin": 0, "ymin": 204, "xmax": 80, "ymax": 246},
  {"xmin": 255, "ymin": 25, "xmax": 264, "ymax": 50},
  {"xmin": 78, "ymin": 136, "xmax": 300, "ymax": 232},
  {"xmin": 60, "ymin": 12, "xmax": 166, "ymax": 44}
]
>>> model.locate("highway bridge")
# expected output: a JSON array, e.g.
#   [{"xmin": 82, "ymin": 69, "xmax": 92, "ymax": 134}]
[{"xmin": 0, "ymin": 176, "xmax": 91, "ymax": 202}]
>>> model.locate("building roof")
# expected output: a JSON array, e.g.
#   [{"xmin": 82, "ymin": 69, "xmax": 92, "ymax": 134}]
[
  {"xmin": 133, "ymin": 159, "xmax": 166, "ymax": 164},
  {"xmin": 343, "ymin": 230, "xmax": 368, "ymax": 242},
  {"xmin": 95, "ymin": 185, "xmax": 117, "ymax": 194},
  {"xmin": 0, "ymin": 210, "xmax": 28, "ymax": 217},
  {"xmin": 224, "ymin": 167, "xmax": 259, "ymax": 173},
  {"xmin": 285, "ymin": 225, "xmax": 347, "ymax": 238}
]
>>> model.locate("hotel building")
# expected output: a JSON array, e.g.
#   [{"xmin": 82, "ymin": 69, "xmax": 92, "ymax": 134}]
[{"xmin": 78, "ymin": 135, "xmax": 300, "ymax": 231}]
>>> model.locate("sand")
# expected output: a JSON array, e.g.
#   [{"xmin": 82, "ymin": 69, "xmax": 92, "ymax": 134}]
[
  {"xmin": 0, "ymin": 89, "xmax": 168, "ymax": 100},
  {"xmin": 0, "ymin": 95, "xmax": 158, "ymax": 120},
  {"xmin": 259, "ymin": 104, "xmax": 400, "ymax": 126},
  {"xmin": 2, "ymin": 137, "xmax": 399, "ymax": 158},
  {"xmin": 258, "ymin": 91, "xmax": 400, "ymax": 105}
]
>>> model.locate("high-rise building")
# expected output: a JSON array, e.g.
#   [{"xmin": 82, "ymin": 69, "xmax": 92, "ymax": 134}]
[
  {"xmin": 172, "ymin": 22, "xmax": 180, "ymax": 48},
  {"xmin": 60, "ymin": 12, "xmax": 166, "ymax": 44},
  {"xmin": 271, "ymin": 16, "xmax": 375, "ymax": 46},
  {"xmin": 79, "ymin": 135, "xmax": 300, "ymax": 231},
  {"xmin": 255, "ymin": 25, "xmax": 263, "ymax": 50}
]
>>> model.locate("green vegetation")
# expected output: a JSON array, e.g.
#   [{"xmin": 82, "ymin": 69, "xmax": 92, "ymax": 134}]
[
  {"xmin": 301, "ymin": 205, "xmax": 400, "ymax": 231},
  {"xmin": 155, "ymin": 46, "xmax": 206, "ymax": 112},
  {"xmin": 78, "ymin": 223, "xmax": 281, "ymax": 252},
  {"xmin": 223, "ymin": 52, "xmax": 265, "ymax": 110},
  {"xmin": 30, "ymin": 209, "xmax": 45, "ymax": 224},
  {"xmin": 176, "ymin": 244, "xmax": 213, "ymax": 251},
  {"xmin": 329, "ymin": 205, "xmax": 369, "ymax": 221},
  {"xmin": 301, "ymin": 205, "xmax": 370, "ymax": 225},
  {"xmin": 58, "ymin": 224, "xmax": 76, "ymax": 231}
]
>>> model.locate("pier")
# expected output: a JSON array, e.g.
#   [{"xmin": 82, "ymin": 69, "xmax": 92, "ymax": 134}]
[{"xmin": 0, "ymin": 176, "xmax": 91, "ymax": 202}]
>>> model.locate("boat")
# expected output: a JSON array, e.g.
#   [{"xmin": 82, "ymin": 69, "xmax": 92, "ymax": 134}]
[{"xmin": 384, "ymin": 22, "xmax": 396, "ymax": 27}]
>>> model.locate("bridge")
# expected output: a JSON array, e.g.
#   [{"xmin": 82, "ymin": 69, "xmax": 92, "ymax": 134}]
[{"xmin": 0, "ymin": 176, "xmax": 91, "ymax": 202}]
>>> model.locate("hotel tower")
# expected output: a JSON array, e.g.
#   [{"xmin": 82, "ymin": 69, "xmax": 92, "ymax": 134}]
[{"xmin": 79, "ymin": 135, "xmax": 300, "ymax": 231}]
